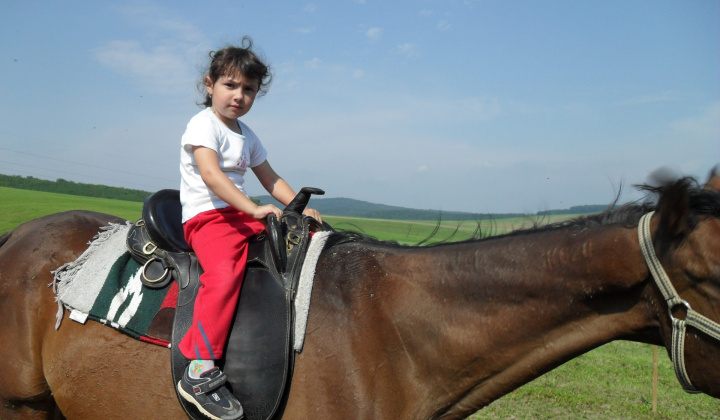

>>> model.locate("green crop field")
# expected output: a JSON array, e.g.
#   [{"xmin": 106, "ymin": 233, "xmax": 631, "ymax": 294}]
[{"xmin": 1, "ymin": 187, "xmax": 718, "ymax": 418}]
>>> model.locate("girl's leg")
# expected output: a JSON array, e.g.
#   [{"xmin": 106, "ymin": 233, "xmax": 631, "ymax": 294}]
[{"xmin": 178, "ymin": 208, "xmax": 265, "ymax": 361}]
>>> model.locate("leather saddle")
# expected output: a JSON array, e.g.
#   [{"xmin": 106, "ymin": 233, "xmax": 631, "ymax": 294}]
[{"xmin": 127, "ymin": 187, "xmax": 327, "ymax": 420}]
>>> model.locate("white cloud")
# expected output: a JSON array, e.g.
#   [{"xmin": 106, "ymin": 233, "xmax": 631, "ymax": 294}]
[
  {"xmin": 437, "ymin": 20, "xmax": 452, "ymax": 31},
  {"xmin": 92, "ymin": 4, "xmax": 207, "ymax": 94},
  {"xmin": 119, "ymin": 3, "xmax": 206, "ymax": 44},
  {"xmin": 353, "ymin": 69, "xmax": 365, "ymax": 78},
  {"xmin": 419, "ymin": 9, "xmax": 433, "ymax": 17},
  {"xmin": 396, "ymin": 43, "xmax": 419, "ymax": 58},
  {"xmin": 670, "ymin": 101, "xmax": 720, "ymax": 142},
  {"xmin": 298, "ymin": 27, "xmax": 315, "ymax": 34},
  {"xmin": 303, "ymin": 3, "xmax": 317, "ymax": 13},
  {"xmin": 366, "ymin": 27, "xmax": 383, "ymax": 41},
  {"xmin": 619, "ymin": 90, "xmax": 680, "ymax": 106},
  {"xmin": 93, "ymin": 40, "xmax": 197, "ymax": 93},
  {"xmin": 304, "ymin": 57, "xmax": 323, "ymax": 68}
]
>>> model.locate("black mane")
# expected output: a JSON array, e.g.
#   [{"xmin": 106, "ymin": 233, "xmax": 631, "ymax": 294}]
[{"xmin": 323, "ymin": 176, "xmax": 720, "ymax": 251}]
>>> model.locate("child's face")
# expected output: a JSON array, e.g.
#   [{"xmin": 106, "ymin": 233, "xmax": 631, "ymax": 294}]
[{"xmin": 206, "ymin": 72, "xmax": 260, "ymax": 128}]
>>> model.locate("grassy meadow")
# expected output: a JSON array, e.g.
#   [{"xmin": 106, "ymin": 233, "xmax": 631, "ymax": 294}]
[
  {"xmin": 0, "ymin": 186, "xmax": 566, "ymax": 242},
  {"xmin": 1, "ymin": 187, "xmax": 718, "ymax": 418},
  {"xmin": 0, "ymin": 186, "xmax": 143, "ymax": 233}
]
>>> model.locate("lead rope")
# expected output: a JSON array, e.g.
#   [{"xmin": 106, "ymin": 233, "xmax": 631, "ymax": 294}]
[{"xmin": 638, "ymin": 212, "xmax": 720, "ymax": 393}]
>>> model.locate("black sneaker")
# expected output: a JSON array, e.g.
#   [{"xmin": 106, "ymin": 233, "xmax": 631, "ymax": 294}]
[{"xmin": 177, "ymin": 366, "xmax": 244, "ymax": 420}]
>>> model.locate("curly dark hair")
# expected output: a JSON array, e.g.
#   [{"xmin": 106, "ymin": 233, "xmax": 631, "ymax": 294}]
[{"xmin": 200, "ymin": 36, "xmax": 272, "ymax": 107}]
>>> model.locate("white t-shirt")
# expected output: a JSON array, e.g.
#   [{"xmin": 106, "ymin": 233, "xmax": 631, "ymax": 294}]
[{"xmin": 179, "ymin": 108, "xmax": 268, "ymax": 222}]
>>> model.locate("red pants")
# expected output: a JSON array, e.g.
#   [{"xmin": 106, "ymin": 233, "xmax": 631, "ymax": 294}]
[{"xmin": 178, "ymin": 207, "xmax": 265, "ymax": 360}]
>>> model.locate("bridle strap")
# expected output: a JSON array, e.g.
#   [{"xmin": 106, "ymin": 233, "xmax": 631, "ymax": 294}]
[{"xmin": 638, "ymin": 212, "xmax": 720, "ymax": 393}]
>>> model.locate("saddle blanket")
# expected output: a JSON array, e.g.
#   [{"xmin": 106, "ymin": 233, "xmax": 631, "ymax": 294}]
[{"xmin": 53, "ymin": 222, "xmax": 329, "ymax": 351}]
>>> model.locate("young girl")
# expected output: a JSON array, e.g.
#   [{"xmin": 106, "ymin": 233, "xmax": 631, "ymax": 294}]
[{"xmin": 177, "ymin": 37, "xmax": 321, "ymax": 420}]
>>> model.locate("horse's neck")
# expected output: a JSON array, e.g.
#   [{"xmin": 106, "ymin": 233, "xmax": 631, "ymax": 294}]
[{"xmin": 388, "ymin": 225, "xmax": 653, "ymax": 415}]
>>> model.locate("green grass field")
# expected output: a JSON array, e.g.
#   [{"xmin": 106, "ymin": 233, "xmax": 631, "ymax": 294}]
[
  {"xmin": 1, "ymin": 187, "xmax": 718, "ymax": 418},
  {"xmin": 0, "ymin": 186, "xmax": 143, "ymax": 233},
  {"xmin": 472, "ymin": 342, "xmax": 718, "ymax": 419},
  {"xmin": 0, "ymin": 186, "xmax": 564, "ymax": 243},
  {"xmin": 325, "ymin": 215, "xmax": 545, "ymax": 244}
]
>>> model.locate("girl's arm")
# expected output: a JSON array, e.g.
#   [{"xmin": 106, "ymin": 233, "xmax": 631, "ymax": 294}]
[
  {"xmin": 252, "ymin": 160, "xmax": 322, "ymax": 222},
  {"xmin": 192, "ymin": 146, "xmax": 282, "ymax": 221}
]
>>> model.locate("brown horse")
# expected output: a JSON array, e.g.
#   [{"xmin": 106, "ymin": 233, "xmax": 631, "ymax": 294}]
[{"xmin": 0, "ymin": 173, "xmax": 719, "ymax": 420}]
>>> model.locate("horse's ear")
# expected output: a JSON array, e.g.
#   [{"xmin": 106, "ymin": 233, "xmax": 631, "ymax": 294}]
[
  {"xmin": 655, "ymin": 178, "xmax": 692, "ymax": 248},
  {"xmin": 702, "ymin": 165, "xmax": 720, "ymax": 192}
]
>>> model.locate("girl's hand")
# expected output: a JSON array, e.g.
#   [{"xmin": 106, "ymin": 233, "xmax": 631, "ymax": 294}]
[
  {"xmin": 303, "ymin": 207, "xmax": 322, "ymax": 223},
  {"xmin": 253, "ymin": 204, "xmax": 282, "ymax": 223}
]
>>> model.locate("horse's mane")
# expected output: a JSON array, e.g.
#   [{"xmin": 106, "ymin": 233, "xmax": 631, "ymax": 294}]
[{"xmin": 323, "ymin": 176, "xmax": 720, "ymax": 251}]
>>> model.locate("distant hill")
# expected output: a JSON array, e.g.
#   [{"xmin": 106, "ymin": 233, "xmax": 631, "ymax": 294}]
[
  {"xmin": 1, "ymin": 174, "xmax": 606, "ymax": 220},
  {"xmin": 252, "ymin": 195, "xmax": 606, "ymax": 220},
  {"xmin": 252, "ymin": 195, "xmax": 510, "ymax": 220},
  {"xmin": 537, "ymin": 204, "xmax": 609, "ymax": 215}
]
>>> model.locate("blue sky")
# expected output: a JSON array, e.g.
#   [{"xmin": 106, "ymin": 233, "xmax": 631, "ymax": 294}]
[{"xmin": 1, "ymin": 0, "xmax": 718, "ymax": 213}]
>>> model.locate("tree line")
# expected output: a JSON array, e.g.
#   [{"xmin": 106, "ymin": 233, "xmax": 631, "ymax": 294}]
[
  {"xmin": 0, "ymin": 174, "xmax": 266, "ymax": 206},
  {"xmin": 0, "ymin": 174, "xmax": 151, "ymax": 202}
]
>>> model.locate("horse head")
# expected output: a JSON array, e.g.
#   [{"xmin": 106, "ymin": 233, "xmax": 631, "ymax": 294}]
[{"xmin": 648, "ymin": 170, "xmax": 720, "ymax": 397}]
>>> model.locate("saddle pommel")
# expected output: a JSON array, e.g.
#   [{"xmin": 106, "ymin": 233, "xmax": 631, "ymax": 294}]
[{"xmin": 283, "ymin": 187, "xmax": 324, "ymax": 214}]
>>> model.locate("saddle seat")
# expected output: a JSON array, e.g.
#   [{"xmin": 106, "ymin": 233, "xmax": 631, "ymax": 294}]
[{"xmin": 142, "ymin": 189, "xmax": 190, "ymax": 253}]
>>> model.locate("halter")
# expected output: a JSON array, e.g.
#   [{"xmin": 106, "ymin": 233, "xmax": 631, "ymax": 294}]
[{"xmin": 638, "ymin": 211, "xmax": 720, "ymax": 393}]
